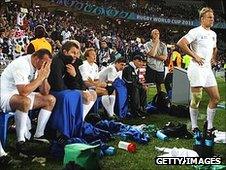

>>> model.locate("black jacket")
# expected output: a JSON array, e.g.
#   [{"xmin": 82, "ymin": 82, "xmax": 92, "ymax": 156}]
[
  {"xmin": 122, "ymin": 63, "xmax": 143, "ymax": 91},
  {"xmin": 48, "ymin": 51, "xmax": 86, "ymax": 91}
]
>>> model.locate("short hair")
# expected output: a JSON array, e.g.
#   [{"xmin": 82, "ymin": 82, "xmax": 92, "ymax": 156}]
[
  {"xmin": 132, "ymin": 51, "xmax": 145, "ymax": 61},
  {"xmin": 115, "ymin": 57, "xmax": 126, "ymax": 64},
  {"xmin": 33, "ymin": 49, "xmax": 52, "ymax": 59},
  {"xmin": 34, "ymin": 25, "xmax": 47, "ymax": 38},
  {"xmin": 62, "ymin": 41, "xmax": 80, "ymax": 52},
  {"xmin": 84, "ymin": 48, "xmax": 95, "ymax": 58},
  {"xmin": 199, "ymin": 7, "xmax": 214, "ymax": 19}
]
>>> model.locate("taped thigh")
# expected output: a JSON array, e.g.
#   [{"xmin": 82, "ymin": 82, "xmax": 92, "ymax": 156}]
[{"xmin": 190, "ymin": 91, "xmax": 202, "ymax": 108}]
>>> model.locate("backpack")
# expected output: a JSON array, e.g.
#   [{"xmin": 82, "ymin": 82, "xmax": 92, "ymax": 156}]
[
  {"xmin": 152, "ymin": 91, "xmax": 171, "ymax": 112},
  {"xmin": 162, "ymin": 122, "xmax": 193, "ymax": 139},
  {"xmin": 169, "ymin": 105, "xmax": 190, "ymax": 118}
]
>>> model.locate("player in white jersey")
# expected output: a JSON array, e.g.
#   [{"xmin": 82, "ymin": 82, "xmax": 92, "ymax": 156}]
[
  {"xmin": 79, "ymin": 48, "xmax": 117, "ymax": 119},
  {"xmin": 177, "ymin": 7, "xmax": 219, "ymax": 135},
  {"xmin": 99, "ymin": 57, "xmax": 126, "ymax": 83},
  {"xmin": 0, "ymin": 49, "xmax": 56, "ymax": 148}
]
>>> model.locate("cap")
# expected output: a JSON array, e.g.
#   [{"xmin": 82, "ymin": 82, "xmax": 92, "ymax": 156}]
[{"xmin": 127, "ymin": 143, "xmax": 136, "ymax": 153}]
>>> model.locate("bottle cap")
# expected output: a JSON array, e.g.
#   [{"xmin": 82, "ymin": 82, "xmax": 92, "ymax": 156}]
[{"xmin": 127, "ymin": 143, "xmax": 136, "ymax": 153}]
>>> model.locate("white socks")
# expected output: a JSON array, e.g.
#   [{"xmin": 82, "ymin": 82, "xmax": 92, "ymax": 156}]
[
  {"xmin": 34, "ymin": 109, "xmax": 51, "ymax": 138},
  {"xmin": 207, "ymin": 106, "xmax": 216, "ymax": 129},
  {"xmin": 109, "ymin": 95, "xmax": 116, "ymax": 115},
  {"xmin": 189, "ymin": 107, "xmax": 199, "ymax": 129},
  {"xmin": 0, "ymin": 141, "xmax": 7, "ymax": 157},
  {"xmin": 101, "ymin": 95, "xmax": 115, "ymax": 116},
  {"xmin": 15, "ymin": 110, "xmax": 28, "ymax": 142},
  {"xmin": 83, "ymin": 100, "xmax": 95, "ymax": 121}
]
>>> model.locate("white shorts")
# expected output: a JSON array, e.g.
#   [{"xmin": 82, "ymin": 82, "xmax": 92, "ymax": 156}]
[
  {"xmin": 187, "ymin": 63, "xmax": 217, "ymax": 87},
  {"xmin": 1, "ymin": 90, "xmax": 37, "ymax": 112}
]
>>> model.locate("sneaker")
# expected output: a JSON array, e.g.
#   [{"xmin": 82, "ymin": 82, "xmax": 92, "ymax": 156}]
[
  {"xmin": 0, "ymin": 155, "xmax": 21, "ymax": 168},
  {"xmin": 192, "ymin": 127, "xmax": 201, "ymax": 134},
  {"xmin": 0, "ymin": 155, "xmax": 12, "ymax": 165},
  {"xmin": 16, "ymin": 141, "xmax": 33, "ymax": 156},
  {"xmin": 192, "ymin": 127, "xmax": 202, "ymax": 139},
  {"xmin": 33, "ymin": 135, "xmax": 50, "ymax": 144},
  {"xmin": 206, "ymin": 128, "xmax": 216, "ymax": 138}
]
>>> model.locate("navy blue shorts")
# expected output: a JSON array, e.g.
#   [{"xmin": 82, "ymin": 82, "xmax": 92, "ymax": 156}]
[{"xmin": 145, "ymin": 66, "xmax": 165, "ymax": 84}]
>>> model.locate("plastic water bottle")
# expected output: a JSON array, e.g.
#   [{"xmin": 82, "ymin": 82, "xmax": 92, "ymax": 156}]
[
  {"xmin": 118, "ymin": 141, "xmax": 136, "ymax": 153},
  {"xmin": 104, "ymin": 146, "xmax": 116, "ymax": 156},
  {"xmin": 156, "ymin": 130, "xmax": 168, "ymax": 141}
]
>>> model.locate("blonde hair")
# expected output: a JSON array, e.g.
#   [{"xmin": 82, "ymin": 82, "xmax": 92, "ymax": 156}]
[
  {"xmin": 84, "ymin": 48, "xmax": 95, "ymax": 58},
  {"xmin": 199, "ymin": 7, "xmax": 214, "ymax": 19}
]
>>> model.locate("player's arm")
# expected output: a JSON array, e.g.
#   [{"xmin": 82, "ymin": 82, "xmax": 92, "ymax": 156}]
[
  {"xmin": 211, "ymin": 47, "xmax": 218, "ymax": 65},
  {"xmin": 39, "ymin": 78, "xmax": 51, "ymax": 95},
  {"xmin": 16, "ymin": 76, "xmax": 45, "ymax": 97},
  {"xmin": 17, "ymin": 61, "xmax": 50, "ymax": 96},
  {"xmin": 177, "ymin": 37, "xmax": 204, "ymax": 65}
]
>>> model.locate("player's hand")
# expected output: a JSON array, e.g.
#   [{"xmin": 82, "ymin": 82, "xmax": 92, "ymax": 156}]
[
  {"xmin": 66, "ymin": 64, "xmax": 76, "ymax": 77},
  {"xmin": 193, "ymin": 54, "xmax": 205, "ymax": 65},
  {"xmin": 153, "ymin": 38, "xmax": 160, "ymax": 44},
  {"xmin": 38, "ymin": 60, "xmax": 51, "ymax": 81},
  {"xmin": 82, "ymin": 91, "xmax": 92, "ymax": 104},
  {"xmin": 211, "ymin": 58, "xmax": 217, "ymax": 66}
]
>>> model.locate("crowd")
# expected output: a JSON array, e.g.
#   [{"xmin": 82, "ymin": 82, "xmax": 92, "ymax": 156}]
[
  {"xmin": 0, "ymin": 1, "xmax": 225, "ymax": 168},
  {"xmin": 84, "ymin": 0, "xmax": 225, "ymax": 22}
]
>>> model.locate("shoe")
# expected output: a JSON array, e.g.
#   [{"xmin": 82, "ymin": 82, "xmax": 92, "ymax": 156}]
[
  {"xmin": 0, "ymin": 155, "xmax": 12, "ymax": 165},
  {"xmin": 137, "ymin": 113, "xmax": 146, "ymax": 119},
  {"xmin": 137, "ymin": 110, "xmax": 146, "ymax": 119},
  {"xmin": 0, "ymin": 155, "xmax": 21, "ymax": 168},
  {"xmin": 16, "ymin": 141, "xmax": 32, "ymax": 157},
  {"xmin": 206, "ymin": 128, "xmax": 216, "ymax": 138},
  {"xmin": 192, "ymin": 127, "xmax": 201, "ymax": 134},
  {"xmin": 33, "ymin": 135, "xmax": 50, "ymax": 144}
]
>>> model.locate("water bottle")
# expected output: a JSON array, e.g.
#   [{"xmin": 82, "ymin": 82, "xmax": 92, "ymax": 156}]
[
  {"xmin": 104, "ymin": 146, "xmax": 116, "ymax": 156},
  {"xmin": 156, "ymin": 130, "xmax": 168, "ymax": 141},
  {"xmin": 118, "ymin": 141, "xmax": 136, "ymax": 153}
]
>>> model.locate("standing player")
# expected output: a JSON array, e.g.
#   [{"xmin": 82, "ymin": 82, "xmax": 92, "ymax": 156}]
[{"xmin": 177, "ymin": 7, "xmax": 220, "ymax": 135}]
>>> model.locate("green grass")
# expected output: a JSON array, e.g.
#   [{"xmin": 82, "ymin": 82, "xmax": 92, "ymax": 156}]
[{"xmin": 6, "ymin": 79, "xmax": 226, "ymax": 170}]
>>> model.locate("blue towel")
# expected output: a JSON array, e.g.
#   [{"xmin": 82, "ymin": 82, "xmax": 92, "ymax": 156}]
[
  {"xmin": 113, "ymin": 78, "xmax": 129, "ymax": 118},
  {"xmin": 49, "ymin": 90, "xmax": 83, "ymax": 138}
]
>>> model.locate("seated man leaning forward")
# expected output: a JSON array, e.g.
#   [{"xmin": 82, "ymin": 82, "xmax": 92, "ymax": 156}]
[
  {"xmin": 79, "ymin": 48, "xmax": 117, "ymax": 119},
  {"xmin": 48, "ymin": 40, "xmax": 97, "ymax": 120},
  {"xmin": 98, "ymin": 57, "xmax": 126, "ymax": 84},
  {"xmin": 0, "ymin": 49, "xmax": 56, "ymax": 146}
]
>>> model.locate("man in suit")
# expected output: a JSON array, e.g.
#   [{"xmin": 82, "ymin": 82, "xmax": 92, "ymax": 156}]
[{"xmin": 122, "ymin": 53, "xmax": 147, "ymax": 118}]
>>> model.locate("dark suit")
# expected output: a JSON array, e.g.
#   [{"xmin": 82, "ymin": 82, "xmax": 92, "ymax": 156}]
[{"xmin": 122, "ymin": 62, "xmax": 147, "ymax": 116}]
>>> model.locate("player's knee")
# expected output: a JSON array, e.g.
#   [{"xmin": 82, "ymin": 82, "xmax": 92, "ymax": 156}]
[
  {"xmin": 46, "ymin": 95, "xmax": 56, "ymax": 108},
  {"xmin": 211, "ymin": 95, "xmax": 220, "ymax": 105},
  {"xmin": 190, "ymin": 91, "xmax": 202, "ymax": 109},
  {"xmin": 19, "ymin": 96, "xmax": 31, "ymax": 112}
]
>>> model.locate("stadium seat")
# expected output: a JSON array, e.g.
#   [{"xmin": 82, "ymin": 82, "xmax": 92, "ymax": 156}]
[
  {"xmin": 0, "ymin": 110, "xmax": 37, "ymax": 148},
  {"xmin": 0, "ymin": 112, "xmax": 15, "ymax": 147}
]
